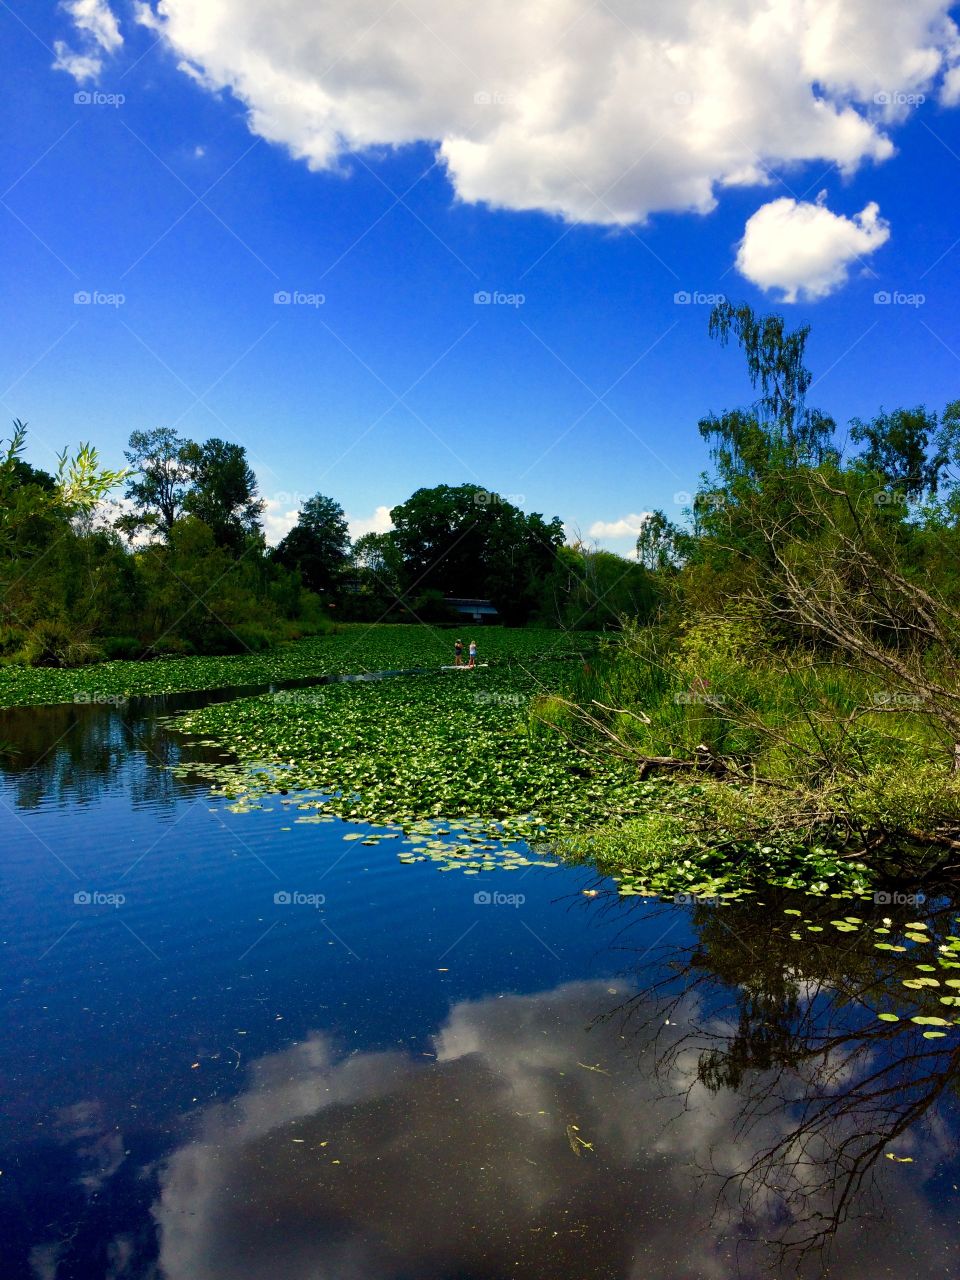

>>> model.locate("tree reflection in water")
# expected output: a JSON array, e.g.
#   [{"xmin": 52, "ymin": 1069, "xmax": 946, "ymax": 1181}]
[
  {"xmin": 0, "ymin": 697, "xmax": 233, "ymax": 811},
  {"xmin": 602, "ymin": 889, "xmax": 960, "ymax": 1274}
]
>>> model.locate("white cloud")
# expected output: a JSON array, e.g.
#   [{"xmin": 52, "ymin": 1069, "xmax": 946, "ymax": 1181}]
[
  {"xmin": 347, "ymin": 504, "xmax": 392, "ymax": 542},
  {"xmin": 261, "ymin": 496, "xmax": 392, "ymax": 546},
  {"xmin": 52, "ymin": 41, "xmax": 104, "ymax": 83},
  {"xmin": 261, "ymin": 494, "xmax": 300, "ymax": 545},
  {"xmin": 736, "ymin": 196, "xmax": 891, "ymax": 301},
  {"xmin": 588, "ymin": 512, "xmax": 653, "ymax": 540},
  {"xmin": 53, "ymin": 1, "xmax": 122, "ymax": 84},
  {"xmin": 136, "ymin": 1, "xmax": 960, "ymax": 225},
  {"xmin": 63, "ymin": 0, "xmax": 122, "ymax": 53}
]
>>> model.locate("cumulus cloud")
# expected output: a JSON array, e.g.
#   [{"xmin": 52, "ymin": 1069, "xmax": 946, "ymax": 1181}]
[
  {"xmin": 347, "ymin": 504, "xmax": 392, "ymax": 542},
  {"xmin": 736, "ymin": 196, "xmax": 891, "ymax": 301},
  {"xmin": 261, "ymin": 493, "xmax": 301, "ymax": 545},
  {"xmin": 52, "ymin": 41, "xmax": 104, "ymax": 82},
  {"xmin": 53, "ymin": 0, "xmax": 122, "ymax": 83},
  {"xmin": 135, "ymin": 1, "xmax": 960, "ymax": 225},
  {"xmin": 63, "ymin": 0, "xmax": 122, "ymax": 52},
  {"xmin": 261, "ymin": 497, "xmax": 393, "ymax": 545},
  {"xmin": 588, "ymin": 512, "xmax": 653, "ymax": 540}
]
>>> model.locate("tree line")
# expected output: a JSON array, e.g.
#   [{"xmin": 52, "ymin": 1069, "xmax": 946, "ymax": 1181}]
[{"xmin": 0, "ymin": 422, "xmax": 653, "ymax": 666}]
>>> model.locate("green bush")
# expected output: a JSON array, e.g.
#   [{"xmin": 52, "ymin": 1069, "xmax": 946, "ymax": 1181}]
[
  {"xmin": 101, "ymin": 635, "xmax": 144, "ymax": 661},
  {"xmin": 147, "ymin": 636, "xmax": 196, "ymax": 659},
  {"xmin": 18, "ymin": 619, "xmax": 103, "ymax": 668}
]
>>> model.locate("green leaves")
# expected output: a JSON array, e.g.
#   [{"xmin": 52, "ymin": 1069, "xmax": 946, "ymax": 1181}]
[
  {"xmin": 0, "ymin": 625, "xmax": 599, "ymax": 708},
  {"xmin": 168, "ymin": 652, "xmax": 639, "ymax": 836}
]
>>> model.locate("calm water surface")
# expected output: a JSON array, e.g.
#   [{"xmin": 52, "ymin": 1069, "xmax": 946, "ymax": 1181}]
[{"xmin": 1, "ymin": 691, "xmax": 960, "ymax": 1278}]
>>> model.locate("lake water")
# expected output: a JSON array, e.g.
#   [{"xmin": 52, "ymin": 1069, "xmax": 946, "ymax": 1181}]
[{"xmin": 2, "ymin": 690, "xmax": 960, "ymax": 1278}]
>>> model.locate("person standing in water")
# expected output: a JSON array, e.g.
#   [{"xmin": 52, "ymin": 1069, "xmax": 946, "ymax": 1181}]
[
  {"xmin": 454, "ymin": 639, "xmax": 464, "ymax": 667},
  {"xmin": 467, "ymin": 639, "xmax": 477, "ymax": 668}
]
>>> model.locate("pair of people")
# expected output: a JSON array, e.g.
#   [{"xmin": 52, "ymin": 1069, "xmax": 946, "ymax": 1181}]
[{"xmin": 454, "ymin": 639, "xmax": 478, "ymax": 667}]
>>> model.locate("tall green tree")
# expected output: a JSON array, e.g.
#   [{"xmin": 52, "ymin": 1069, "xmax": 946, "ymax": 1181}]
[
  {"xmin": 273, "ymin": 493, "xmax": 351, "ymax": 596},
  {"xmin": 388, "ymin": 484, "xmax": 564, "ymax": 622},
  {"xmin": 182, "ymin": 438, "xmax": 264, "ymax": 553},
  {"xmin": 120, "ymin": 427, "xmax": 194, "ymax": 539},
  {"xmin": 699, "ymin": 302, "xmax": 836, "ymax": 481},
  {"xmin": 850, "ymin": 406, "xmax": 944, "ymax": 500}
]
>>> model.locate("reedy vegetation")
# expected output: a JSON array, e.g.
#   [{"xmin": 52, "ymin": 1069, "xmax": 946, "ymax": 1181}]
[{"xmin": 551, "ymin": 302, "xmax": 960, "ymax": 874}]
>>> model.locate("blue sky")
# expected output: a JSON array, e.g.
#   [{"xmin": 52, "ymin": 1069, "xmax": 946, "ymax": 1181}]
[{"xmin": 4, "ymin": 2, "xmax": 960, "ymax": 551}]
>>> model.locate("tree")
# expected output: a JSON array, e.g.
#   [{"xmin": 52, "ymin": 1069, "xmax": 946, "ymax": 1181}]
[
  {"xmin": 120, "ymin": 427, "xmax": 194, "ymax": 539},
  {"xmin": 1, "ymin": 420, "xmax": 126, "ymax": 556},
  {"xmin": 273, "ymin": 493, "xmax": 351, "ymax": 596},
  {"xmin": 388, "ymin": 483, "xmax": 564, "ymax": 622},
  {"xmin": 182, "ymin": 438, "xmax": 264, "ymax": 553},
  {"xmin": 635, "ymin": 510, "xmax": 683, "ymax": 571},
  {"xmin": 850, "ymin": 406, "xmax": 944, "ymax": 501},
  {"xmin": 699, "ymin": 302, "xmax": 836, "ymax": 481}
]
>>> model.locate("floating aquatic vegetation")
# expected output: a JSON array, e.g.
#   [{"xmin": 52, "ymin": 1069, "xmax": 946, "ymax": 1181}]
[{"xmin": 0, "ymin": 625, "xmax": 600, "ymax": 708}]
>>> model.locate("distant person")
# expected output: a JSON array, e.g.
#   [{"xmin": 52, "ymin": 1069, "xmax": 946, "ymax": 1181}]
[
  {"xmin": 468, "ymin": 639, "xmax": 477, "ymax": 668},
  {"xmin": 454, "ymin": 639, "xmax": 464, "ymax": 666}
]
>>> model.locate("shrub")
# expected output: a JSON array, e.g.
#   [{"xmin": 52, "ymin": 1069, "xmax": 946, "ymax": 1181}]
[
  {"xmin": 100, "ymin": 635, "xmax": 143, "ymax": 661},
  {"xmin": 18, "ymin": 620, "xmax": 103, "ymax": 667}
]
